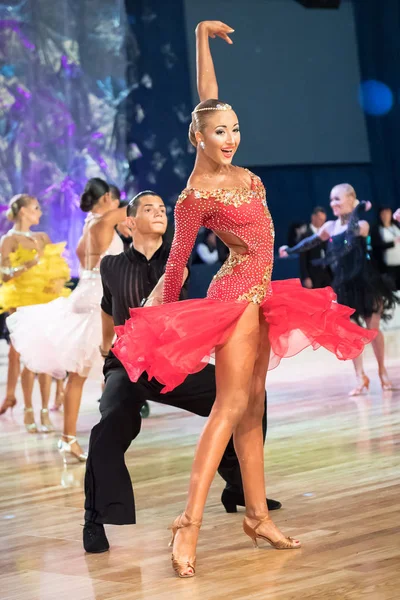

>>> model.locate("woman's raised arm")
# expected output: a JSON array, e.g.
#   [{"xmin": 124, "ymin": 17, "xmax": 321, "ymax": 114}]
[{"xmin": 195, "ymin": 21, "xmax": 234, "ymax": 101}]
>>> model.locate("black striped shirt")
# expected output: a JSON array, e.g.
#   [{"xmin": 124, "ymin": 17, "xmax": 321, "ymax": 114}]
[{"xmin": 100, "ymin": 242, "xmax": 188, "ymax": 326}]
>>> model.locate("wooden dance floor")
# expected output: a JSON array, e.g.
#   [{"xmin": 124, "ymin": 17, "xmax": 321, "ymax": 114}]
[{"xmin": 0, "ymin": 333, "xmax": 399, "ymax": 600}]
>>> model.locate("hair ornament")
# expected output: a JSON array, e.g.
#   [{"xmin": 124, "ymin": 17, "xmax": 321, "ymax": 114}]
[{"xmin": 193, "ymin": 103, "xmax": 232, "ymax": 114}]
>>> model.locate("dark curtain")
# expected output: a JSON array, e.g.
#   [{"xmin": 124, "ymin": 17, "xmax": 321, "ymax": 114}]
[
  {"xmin": 124, "ymin": 0, "xmax": 194, "ymax": 208},
  {"xmin": 352, "ymin": 0, "xmax": 400, "ymax": 208},
  {"xmin": 251, "ymin": 163, "xmax": 373, "ymax": 249}
]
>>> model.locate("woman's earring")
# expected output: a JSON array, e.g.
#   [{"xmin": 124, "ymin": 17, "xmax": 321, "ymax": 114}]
[{"xmin": 200, "ymin": 141, "xmax": 205, "ymax": 150}]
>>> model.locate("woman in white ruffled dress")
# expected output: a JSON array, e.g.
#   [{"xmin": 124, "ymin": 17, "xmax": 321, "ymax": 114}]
[{"xmin": 8, "ymin": 178, "xmax": 126, "ymax": 461}]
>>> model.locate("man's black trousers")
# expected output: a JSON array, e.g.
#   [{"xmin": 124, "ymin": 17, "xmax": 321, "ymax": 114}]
[{"xmin": 84, "ymin": 363, "xmax": 267, "ymax": 524}]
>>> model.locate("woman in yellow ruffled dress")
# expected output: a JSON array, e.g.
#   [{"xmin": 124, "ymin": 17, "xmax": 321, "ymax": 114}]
[{"xmin": 0, "ymin": 194, "xmax": 71, "ymax": 432}]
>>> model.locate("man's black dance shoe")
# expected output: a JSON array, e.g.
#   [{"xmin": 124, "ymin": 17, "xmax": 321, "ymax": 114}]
[
  {"xmin": 83, "ymin": 521, "xmax": 110, "ymax": 553},
  {"xmin": 221, "ymin": 489, "xmax": 282, "ymax": 513}
]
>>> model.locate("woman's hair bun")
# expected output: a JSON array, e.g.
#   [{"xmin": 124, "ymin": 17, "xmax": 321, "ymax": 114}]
[
  {"xmin": 6, "ymin": 193, "xmax": 35, "ymax": 222},
  {"xmin": 80, "ymin": 178, "xmax": 109, "ymax": 212},
  {"xmin": 6, "ymin": 208, "xmax": 15, "ymax": 222},
  {"xmin": 80, "ymin": 190, "xmax": 96, "ymax": 212}
]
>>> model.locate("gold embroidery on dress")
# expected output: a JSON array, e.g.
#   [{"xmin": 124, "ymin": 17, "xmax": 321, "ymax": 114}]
[
  {"xmin": 177, "ymin": 171, "xmax": 267, "ymax": 209},
  {"xmin": 213, "ymin": 251, "xmax": 249, "ymax": 282},
  {"xmin": 261, "ymin": 201, "xmax": 275, "ymax": 238},
  {"xmin": 177, "ymin": 187, "xmax": 257, "ymax": 208},
  {"xmin": 237, "ymin": 263, "xmax": 273, "ymax": 304},
  {"xmin": 262, "ymin": 198, "xmax": 273, "ymax": 221}
]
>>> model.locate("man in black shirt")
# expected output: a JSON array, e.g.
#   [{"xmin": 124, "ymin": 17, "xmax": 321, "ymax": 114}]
[
  {"xmin": 83, "ymin": 191, "xmax": 280, "ymax": 553},
  {"xmin": 300, "ymin": 206, "xmax": 332, "ymax": 289}
]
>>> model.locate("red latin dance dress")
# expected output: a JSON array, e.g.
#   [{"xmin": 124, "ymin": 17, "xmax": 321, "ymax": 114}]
[{"xmin": 113, "ymin": 170, "xmax": 376, "ymax": 392}]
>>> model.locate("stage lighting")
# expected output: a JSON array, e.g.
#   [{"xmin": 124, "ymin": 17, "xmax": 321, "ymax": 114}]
[
  {"xmin": 358, "ymin": 80, "xmax": 394, "ymax": 116},
  {"xmin": 295, "ymin": 0, "xmax": 341, "ymax": 8}
]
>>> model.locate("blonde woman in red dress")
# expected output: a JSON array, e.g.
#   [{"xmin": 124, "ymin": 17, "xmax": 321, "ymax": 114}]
[{"xmin": 113, "ymin": 21, "xmax": 375, "ymax": 577}]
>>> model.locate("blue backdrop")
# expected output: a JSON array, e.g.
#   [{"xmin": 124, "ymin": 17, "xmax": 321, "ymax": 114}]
[
  {"xmin": 353, "ymin": 0, "xmax": 400, "ymax": 209},
  {"xmin": 124, "ymin": 0, "xmax": 399, "ymax": 251}
]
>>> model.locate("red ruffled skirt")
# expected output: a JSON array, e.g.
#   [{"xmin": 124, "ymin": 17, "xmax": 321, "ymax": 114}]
[{"xmin": 113, "ymin": 279, "xmax": 376, "ymax": 393}]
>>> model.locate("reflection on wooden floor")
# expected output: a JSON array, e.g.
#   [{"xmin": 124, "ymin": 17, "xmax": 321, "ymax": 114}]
[{"xmin": 0, "ymin": 332, "xmax": 399, "ymax": 600}]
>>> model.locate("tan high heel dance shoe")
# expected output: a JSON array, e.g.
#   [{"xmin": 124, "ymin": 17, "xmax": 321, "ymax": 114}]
[
  {"xmin": 243, "ymin": 515, "xmax": 301, "ymax": 550},
  {"xmin": 349, "ymin": 374, "xmax": 370, "ymax": 397},
  {"xmin": 168, "ymin": 512, "xmax": 202, "ymax": 578},
  {"xmin": 0, "ymin": 396, "xmax": 17, "ymax": 415}
]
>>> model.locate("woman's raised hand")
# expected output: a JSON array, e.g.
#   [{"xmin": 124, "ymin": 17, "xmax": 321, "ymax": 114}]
[
  {"xmin": 393, "ymin": 208, "xmax": 400, "ymax": 223},
  {"xmin": 196, "ymin": 21, "xmax": 235, "ymax": 44}
]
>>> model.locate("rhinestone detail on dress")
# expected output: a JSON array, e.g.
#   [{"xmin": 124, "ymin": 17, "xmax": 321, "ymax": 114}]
[
  {"xmin": 213, "ymin": 251, "xmax": 249, "ymax": 282},
  {"xmin": 163, "ymin": 170, "xmax": 275, "ymax": 304},
  {"xmin": 237, "ymin": 264, "xmax": 273, "ymax": 304}
]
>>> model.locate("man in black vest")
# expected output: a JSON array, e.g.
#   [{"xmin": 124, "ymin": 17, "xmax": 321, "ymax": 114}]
[{"xmin": 83, "ymin": 191, "xmax": 281, "ymax": 553}]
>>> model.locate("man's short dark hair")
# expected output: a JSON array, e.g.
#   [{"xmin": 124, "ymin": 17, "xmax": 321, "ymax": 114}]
[
  {"xmin": 109, "ymin": 184, "xmax": 121, "ymax": 201},
  {"xmin": 127, "ymin": 190, "xmax": 161, "ymax": 217},
  {"xmin": 312, "ymin": 206, "xmax": 326, "ymax": 216}
]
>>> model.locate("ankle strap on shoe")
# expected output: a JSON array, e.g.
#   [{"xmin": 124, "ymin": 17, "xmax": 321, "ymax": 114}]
[
  {"xmin": 62, "ymin": 435, "xmax": 77, "ymax": 443},
  {"xmin": 246, "ymin": 514, "xmax": 271, "ymax": 532},
  {"xmin": 178, "ymin": 512, "xmax": 202, "ymax": 529},
  {"xmin": 40, "ymin": 408, "xmax": 49, "ymax": 413},
  {"xmin": 24, "ymin": 407, "xmax": 34, "ymax": 413}
]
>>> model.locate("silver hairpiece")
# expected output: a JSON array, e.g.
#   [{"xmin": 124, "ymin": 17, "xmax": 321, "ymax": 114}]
[{"xmin": 193, "ymin": 103, "xmax": 232, "ymax": 114}]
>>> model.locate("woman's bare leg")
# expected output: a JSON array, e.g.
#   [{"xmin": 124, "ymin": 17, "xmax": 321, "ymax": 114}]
[
  {"xmin": 51, "ymin": 378, "xmax": 65, "ymax": 411},
  {"xmin": 349, "ymin": 315, "xmax": 369, "ymax": 396},
  {"xmin": 38, "ymin": 374, "xmax": 55, "ymax": 432},
  {"xmin": 62, "ymin": 372, "xmax": 87, "ymax": 454},
  {"xmin": 173, "ymin": 304, "xmax": 260, "ymax": 575},
  {"xmin": 2, "ymin": 309, "xmax": 20, "ymax": 408},
  {"xmin": 233, "ymin": 313, "xmax": 269, "ymax": 516},
  {"xmin": 38, "ymin": 374, "xmax": 52, "ymax": 409},
  {"xmin": 22, "ymin": 370, "xmax": 52, "ymax": 409},
  {"xmin": 348, "ymin": 352, "xmax": 368, "ymax": 395},
  {"xmin": 365, "ymin": 314, "xmax": 384, "ymax": 370},
  {"xmin": 350, "ymin": 312, "xmax": 389, "ymax": 392},
  {"xmin": 365, "ymin": 313, "xmax": 391, "ymax": 387},
  {"xmin": 234, "ymin": 314, "xmax": 300, "ymax": 545},
  {"xmin": 352, "ymin": 353, "xmax": 365, "ymax": 380},
  {"xmin": 21, "ymin": 367, "xmax": 35, "ymax": 409},
  {"xmin": 5, "ymin": 344, "xmax": 20, "ymax": 401},
  {"xmin": 21, "ymin": 367, "xmax": 37, "ymax": 430}
]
